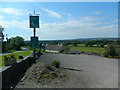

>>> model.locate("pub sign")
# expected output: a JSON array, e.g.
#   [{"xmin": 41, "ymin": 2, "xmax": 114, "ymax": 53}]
[
  {"xmin": 30, "ymin": 37, "xmax": 38, "ymax": 48},
  {"xmin": 29, "ymin": 16, "xmax": 39, "ymax": 28}
]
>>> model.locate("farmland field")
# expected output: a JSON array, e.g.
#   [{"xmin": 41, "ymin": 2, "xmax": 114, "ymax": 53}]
[{"xmin": 70, "ymin": 46, "xmax": 105, "ymax": 54}]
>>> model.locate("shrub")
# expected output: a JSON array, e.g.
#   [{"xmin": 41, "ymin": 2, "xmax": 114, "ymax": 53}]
[
  {"xmin": 50, "ymin": 71, "xmax": 58, "ymax": 78},
  {"xmin": 4, "ymin": 56, "xmax": 10, "ymax": 61},
  {"xmin": 104, "ymin": 44, "xmax": 117, "ymax": 57},
  {"xmin": 63, "ymin": 47, "xmax": 70, "ymax": 54},
  {"xmin": 4, "ymin": 54, "xmax": 16, "ymax": 61},
  {"xmin": 10, "ymin": 55, "xmax": 16, "ymax": 58},
  {"xmin": 42, "ymin": 74, "xmax": 50, "ymax": 78},
  {"xmin": 103, "ymin": 52, "xmax": 109, "ymax": 57},
  {"xmin": 52, "ymin": 60, "xmax": 60, "ymax": 68}
]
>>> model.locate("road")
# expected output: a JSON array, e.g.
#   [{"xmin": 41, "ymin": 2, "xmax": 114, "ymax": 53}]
[
  {"xmin": 38, "ymin": 53, "xmax": 118, "ymax": 88},
  {"xmin": 0, "ymin": 49, "xmax": 28, "ymax": 56}
]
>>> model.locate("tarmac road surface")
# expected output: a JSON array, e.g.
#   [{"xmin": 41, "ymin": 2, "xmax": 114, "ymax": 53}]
[{"xmin": 38, "ymin": 53, "xmax": 118, "ymax": 88}]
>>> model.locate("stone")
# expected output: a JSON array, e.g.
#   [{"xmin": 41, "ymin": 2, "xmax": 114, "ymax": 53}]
[
  {"xmin": 21, "ymin": 82, "xmax": 24, "ymax": 85},
  {"xmin": 21, "ymin": 80, "xmax": 23, "ymax": 82},
  {"xmin": 47, "ymin": 66, "xmax": 55, "ymax": 71},
  {"xmin": 19, "ymin": 55, "xmax": 24, "ymax": 59}
]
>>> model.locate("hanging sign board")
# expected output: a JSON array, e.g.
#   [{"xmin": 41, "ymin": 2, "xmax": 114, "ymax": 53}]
[
  {"xmin": 29, "ymin": 16, "xmax": 39, "ymax": 28},
  {"xmin": 30, "ymin": 37, "xmax": 38, "ymax": 48}
]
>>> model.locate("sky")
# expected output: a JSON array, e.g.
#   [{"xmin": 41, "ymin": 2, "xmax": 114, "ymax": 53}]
[{"xmin": 0, "ymin": 2, "xmax": 118, "ymax": 40}]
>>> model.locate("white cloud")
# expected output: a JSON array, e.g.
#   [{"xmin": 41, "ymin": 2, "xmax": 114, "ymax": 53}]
[
  {"xmin": 38, "ymin": 18, "xmax": 117, "ymax": 40},
  {"xmin": 0, "ymin": 16, "xmax": 117, "ymax": 40},
  {"xmin": 80, "ymin": 16, "xmax": 99, "ymax": 21},
  {"xmin": 41, "ymin": 8, "xmax": 62, "ymax": 19},
  {"xmin": 101, "ymin": 24, "xmax": 118, "ymax": 29},
  {"xmin": 93, "ymin": 11, "xmax": 102, "ymax": 15},
  {"xmin": 63, "ymin": 13, "xmax": 72, "ymax": 17},
  {"xmin": 0, "ymin": 15, "xmax": 4, "ymax": 20},
  {"xmin": 0, "ymin": 20, "xmax": 29, "ymax": 30},
  {"xmin": 1, "ymin": 8, "xmax": 26, "ymax": 15}
]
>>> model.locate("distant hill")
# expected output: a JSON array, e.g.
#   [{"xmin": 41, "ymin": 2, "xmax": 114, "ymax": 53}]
[
  {"xmin": 25, "ymin": 37, "xmax": 119, "ymax": 42},
  {"xmin": 74, "ymin": 37, "xmax": 118, "ymax": 40}
]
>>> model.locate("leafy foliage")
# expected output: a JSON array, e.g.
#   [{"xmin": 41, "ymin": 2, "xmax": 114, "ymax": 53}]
[
  {"xmin": 37, "ymin": 38, "xmax": 118, "ymax": 48},
  {"xmin": 0, "ymin": 25, "xmax": 4, "ymax": 40},
  {"xmin": 103, "ymin": 44, "xmax": 118, "ymax": 57},
  {"xmin": 7, "ymin": 36, "xmax": 25, "ymax": 50},
  {"xmin": 0, "ymin": 50, "xmax": 32, "ymax": 67},
  {"xmin": 4, "ymin": 54, "xmax": 16, "ymax": 61},
  {"xmin": 52, "ymin": 60, "xmax": 60, "ymax": 68}
]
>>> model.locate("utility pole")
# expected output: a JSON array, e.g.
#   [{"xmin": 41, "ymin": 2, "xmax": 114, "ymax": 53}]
[
  {"xmin": 6, "ymin": 34, "xmax": 9, "ymax": 41},
  {"xmin": 0, "ymin": 26, "xmax": 4, "ymax": 54}
]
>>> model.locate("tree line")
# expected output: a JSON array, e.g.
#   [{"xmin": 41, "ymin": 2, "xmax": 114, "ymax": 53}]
[
  {"xmin": 37, "ymin": 39, "xmax": 119, "ymax": 48},
  {"xmin": 1, "ymin": 25, "xmax": 119, "ymax": 58}
]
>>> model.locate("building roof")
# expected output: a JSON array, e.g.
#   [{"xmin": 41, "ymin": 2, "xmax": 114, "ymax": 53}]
[{"xmin": 45, "ymin": 45, "xmax": 63, "ymax": 51}]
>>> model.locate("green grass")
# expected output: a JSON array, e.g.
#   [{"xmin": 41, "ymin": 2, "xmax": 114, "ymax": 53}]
[
  {"xmin": 21, "ymin": 46, "xmax": 30, "ymax": 50},
  {"xmin": 3, "ymin": 50, "xmax": 17, "ymax": 54},
  {"xmin": 0, "ymin": 50, "xmax": 32, "ymax": 67},
  {"xmin": 70, "ymin": 46, "xmax": 105, "ymax": 54},
  {"xmin": 77, "ymin": 44, "xmax": 84, "ymax": 47},
  {"xmin": 116, "ymin": 48, "xmax": 120, "ymax": 55},
  {"xmin": 68, "ymin": 44, "xmax": 73, "ymax": 46}
]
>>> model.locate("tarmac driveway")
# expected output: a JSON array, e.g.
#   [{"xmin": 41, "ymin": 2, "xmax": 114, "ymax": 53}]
[{"xmin": 38, "ymin": 53, "xmax": 118, "ymax": 88}]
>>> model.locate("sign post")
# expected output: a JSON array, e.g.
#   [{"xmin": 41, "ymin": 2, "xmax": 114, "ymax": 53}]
[
  {"xmin": 29, "ymin": 11, "xmax": 39, "ymax": 58},
  {"xmin": 30, "ymin": 37, "xmax": 38, "ymax": 48}
]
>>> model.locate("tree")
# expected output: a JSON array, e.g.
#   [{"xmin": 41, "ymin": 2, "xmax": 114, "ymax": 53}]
[
  {"xmin": 7, "ymin": 36, "xmax": 25, "ymax": 50},
  {"xmin": 0, "ymin": 26, "xmax": 6, "ymax": 53},
  {"xmin": 84, "ymin": 41, "xmax": 94, "ymax": 47},
  {"xmin": 2, "ymin": 42, "xmax": 8, "ymax": 53},
  {"xmin": 84, "ymin": 41, "xmax": 89, "ymax": 47},
  {"xmin": 72, "ymin": 42, "xmax": 77, "ymax": 46},
  {"xmin": 62, "ymin": 41, "xmax": 69, "ymax": 46},
  {"xmin": 103, "ymin": 44, "xmax": 117, "ymax": 57},
  {"xmin": 0, "ymin": 26, "xmax": 4, "ymax": 41},
  {"xmin": 100, "ymin": 43, "xmax": 105, "ymax": 47}
]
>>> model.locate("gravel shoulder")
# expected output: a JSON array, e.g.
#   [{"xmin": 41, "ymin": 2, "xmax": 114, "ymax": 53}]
[{"xmin": 15, "ymin": 53, "xmax": 118, "ymax": 88}]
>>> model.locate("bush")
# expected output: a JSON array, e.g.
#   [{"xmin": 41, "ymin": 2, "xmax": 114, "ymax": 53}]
[
  {"xmin": 42, "ymin": 74, "xmax": 50, "ymax": 78},
  {"xmin": 104, "ymin": 44, "xmax": 117, "ymax": 57},
  {"xmin": 103, "ymin": 52, "xmax": 109, "ymax": 57},
  {"xmin": 63, "ymin": 47, "xmax": 70, "ymax": 54},
  {"xmin": 52, "ymin": 61, "xmax": 60, "ymax": 68},
  {"xmin": 50, "ymin": 71, "xmax": 58, "ymax": 78},
  {"xmin": 7, "ymin": 36, "xmax": 25, "ymax": 50}
]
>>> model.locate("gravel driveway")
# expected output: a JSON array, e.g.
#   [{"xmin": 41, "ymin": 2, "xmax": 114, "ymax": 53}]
[{"xmin": 38, "ymin": 53, "xmax": 118, "ymax": 88}]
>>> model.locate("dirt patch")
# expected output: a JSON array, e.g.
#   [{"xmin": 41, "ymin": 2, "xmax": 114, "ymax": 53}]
[{"xmin": 15, "ymin": 61, "xmax": 69, "ymax": 88}]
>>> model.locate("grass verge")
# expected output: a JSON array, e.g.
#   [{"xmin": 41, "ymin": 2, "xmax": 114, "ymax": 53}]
[{"xmin": 0, "ymin": 50, "xmax": 32, "ymax": 67}]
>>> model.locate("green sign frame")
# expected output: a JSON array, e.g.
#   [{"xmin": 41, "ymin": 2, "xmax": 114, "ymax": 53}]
[
  {"xmin": 30, "ymin": 37, "xmax": 38, "ymax": 48},
  {"xmin": 29, "ymin": 16, "xmax": 39, "ymax": 28}
]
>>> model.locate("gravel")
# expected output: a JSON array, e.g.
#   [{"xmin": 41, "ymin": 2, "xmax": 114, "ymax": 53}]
[{"xmin": 15, "ymin": 53, "xmax": 118, "ymax": 88}]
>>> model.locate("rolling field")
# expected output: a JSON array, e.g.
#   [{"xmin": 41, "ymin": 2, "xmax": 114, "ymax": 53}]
[{"xmin": 70, "ymin": 46, "xmax": 105, "ymax": 54}]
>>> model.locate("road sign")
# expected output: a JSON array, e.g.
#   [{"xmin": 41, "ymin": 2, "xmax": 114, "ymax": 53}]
[
  {"xmin": 30, "ymin": 37, "xmax": 38, "ymax": 48},
  {"xmin": 29, "ymin": 16, "xmax": 39, "ymax": 28}
]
